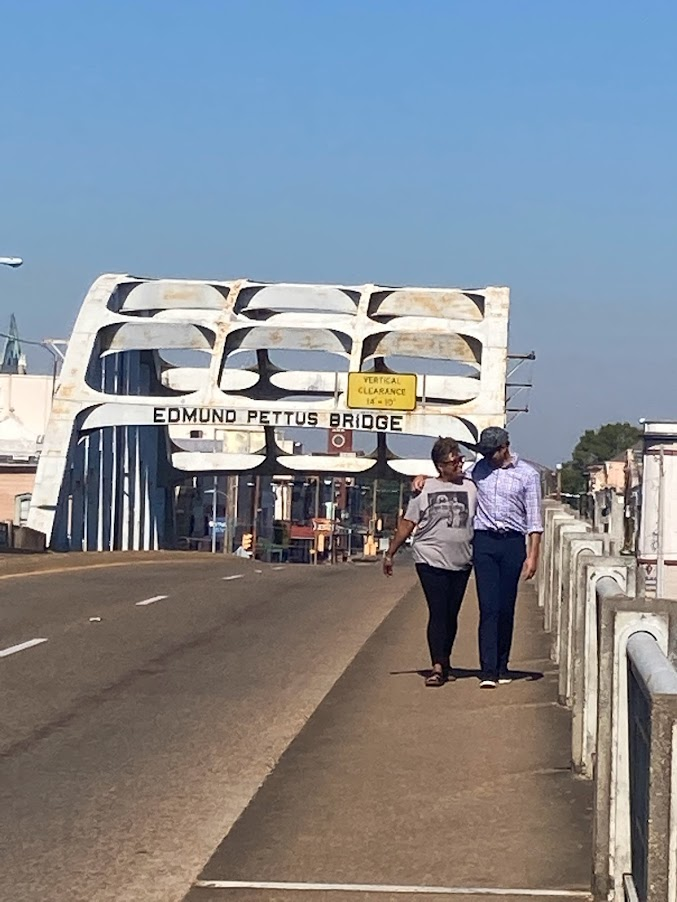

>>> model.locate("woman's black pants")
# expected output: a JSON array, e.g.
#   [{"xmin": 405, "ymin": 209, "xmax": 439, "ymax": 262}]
[{"xmin": 415, "ymin": 563, "xmax": 471, "ymax": 666}]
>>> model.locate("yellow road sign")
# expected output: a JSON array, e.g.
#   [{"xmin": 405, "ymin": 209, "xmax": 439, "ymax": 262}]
[{"xmin": 347, "ymin": 372, "xmax": 417, "ymax": 411}]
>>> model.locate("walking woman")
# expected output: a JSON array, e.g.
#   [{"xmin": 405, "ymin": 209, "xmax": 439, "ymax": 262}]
[{"xmin": 383, "ymin": 437, "xmax": 477, "ymax": 686}]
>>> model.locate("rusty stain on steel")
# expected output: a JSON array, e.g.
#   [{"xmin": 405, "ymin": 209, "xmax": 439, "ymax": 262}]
[
  {"xmin": 365, "ymin": 331, "xmax": 482, "ymax": 365},
  {"xmin": 375, "ymin": 290, "xmax": 485, "ymax": 321}
]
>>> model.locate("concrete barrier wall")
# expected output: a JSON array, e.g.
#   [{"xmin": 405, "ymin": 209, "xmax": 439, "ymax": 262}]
[
  {"xmin": 538, "ymin": 501, "xmax": 677, "ymax": 901},
  {"xmin": 13, "ymin": 526, "xmax": 46, "ymax": 552}
]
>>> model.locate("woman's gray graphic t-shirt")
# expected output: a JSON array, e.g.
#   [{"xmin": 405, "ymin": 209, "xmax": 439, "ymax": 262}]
[{"xmin": 404, "ymin": 476, "xmax": 477, "ymax": 571}]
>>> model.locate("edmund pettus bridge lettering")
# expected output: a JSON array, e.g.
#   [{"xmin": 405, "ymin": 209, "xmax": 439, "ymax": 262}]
[{"xmin": 152, "ymin": 407, "xmax": 405, "ymax": 433}]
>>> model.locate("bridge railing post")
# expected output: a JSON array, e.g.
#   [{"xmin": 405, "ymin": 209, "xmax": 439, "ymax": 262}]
[
  {"xmin": 558, "ymin": 533, "xmax": 607, "ymax": 710},
  {"xmin": 542, "ymin": 506, "xmax": 578, "ymax": 637},
  {"xmin": 538, "ymin": 502, "xmax": 571, "ymax": 613},
  {"xmin": 552, "ymin": 518, "xmax": 592, "ymax": 668},
  {"xmin": 571, "ymin": 557, "xmax": 636, "ymax": 778},
  {"xmin": 592, "ymin": 586, "xmax": 677, "ymax": 901}
]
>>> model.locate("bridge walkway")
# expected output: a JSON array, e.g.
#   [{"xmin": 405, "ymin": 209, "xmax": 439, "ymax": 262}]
[{"xmin": 187, "ymin": 570, "xmax": 593, "ymax": 902}]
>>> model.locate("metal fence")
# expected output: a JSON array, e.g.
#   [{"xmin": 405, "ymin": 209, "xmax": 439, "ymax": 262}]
[{"xmin": 627, "ymin": 638, "xmax": 651, "ymax": 902}]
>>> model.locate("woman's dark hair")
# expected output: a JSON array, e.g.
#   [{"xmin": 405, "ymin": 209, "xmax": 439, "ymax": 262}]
[{"xmin": 431, "ymin": 437, "xmax": 461, "ymax": 469}]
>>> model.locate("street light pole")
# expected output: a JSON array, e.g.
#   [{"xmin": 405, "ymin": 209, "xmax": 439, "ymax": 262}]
[
  {"xmin": 211, "ymin": 474, "xmax": 218, "ymax": 553},
  {"xmin": 205, "ymin": 485, "xmax": 229, "ymax": 554},
  {"xmin": 252, "ymin": 476, "xmax": 261, "ymax": 557}
]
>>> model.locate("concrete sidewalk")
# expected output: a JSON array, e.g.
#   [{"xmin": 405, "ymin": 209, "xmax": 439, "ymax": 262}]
[{"xmin": 186, "ymin": 571, "xmax": 593, "ymax": 902}]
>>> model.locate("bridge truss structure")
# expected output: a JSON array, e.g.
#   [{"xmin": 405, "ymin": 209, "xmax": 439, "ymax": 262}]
[{"xmin": 28, "ymin": 275, "xmax": 509, "ymax": 550}]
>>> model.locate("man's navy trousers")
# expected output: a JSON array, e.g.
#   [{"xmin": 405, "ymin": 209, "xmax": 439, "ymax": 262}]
[{"xmin": 473, "ymin": 529, "xmax": 527, "ymax": 679}]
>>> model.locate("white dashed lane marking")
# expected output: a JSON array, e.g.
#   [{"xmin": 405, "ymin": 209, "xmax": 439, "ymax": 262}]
[
  {"xmin": 135, "ymin": 595, "xmax": 168, "ymax": 606},
  {"xmin": 0, "ymin": 638, "xmax": 49, "ymax": 658}
]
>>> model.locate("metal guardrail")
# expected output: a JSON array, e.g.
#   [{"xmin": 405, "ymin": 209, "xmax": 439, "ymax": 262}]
[
  {"xmin": 626, "ymin": 631, "xmax": 677, "ymax": 902},
  {"xmin": 627, "ymin": 636, "xmax": 651, "ymax": 902},
  {"xmin": 538, "ymin": 500, "xmax": 677, "ymax": 902}
]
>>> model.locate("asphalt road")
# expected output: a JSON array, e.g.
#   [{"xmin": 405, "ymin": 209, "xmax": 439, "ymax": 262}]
[{"xmin": 0, "ymin": 556, "xmax": 417, "ymax": 902}]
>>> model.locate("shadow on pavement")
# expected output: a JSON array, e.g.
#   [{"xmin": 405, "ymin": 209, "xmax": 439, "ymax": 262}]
[{"xmin": 389, "ymin": 667, "xmax": 544, "ymax": 681}]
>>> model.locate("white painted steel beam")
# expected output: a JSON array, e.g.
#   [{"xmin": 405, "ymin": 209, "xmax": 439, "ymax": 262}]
[{"xmin": 28, "ymin": 276, "xmax": 509, "ymax": 549}]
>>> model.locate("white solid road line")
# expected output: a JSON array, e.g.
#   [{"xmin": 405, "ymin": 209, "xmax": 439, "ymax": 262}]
[
  {"xmin": 0, "ymin": 638, "xmax": 49, "ymax": 658},
  {"xmin": 193, "ymin": 881, "xmax": 591, "ymax": 897},
  {"xmin": 222, "ymin": 575, "xmax": 245, "ymax": 581},
  {"xmin": 135, "ymin": 595, "xmax": 169, "ymax": 606}
]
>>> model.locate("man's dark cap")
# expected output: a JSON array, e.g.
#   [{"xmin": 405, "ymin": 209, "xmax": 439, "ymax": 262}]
[{"xmin": 476, "ymin": 426, "xmax": 510, "ymax": 456}]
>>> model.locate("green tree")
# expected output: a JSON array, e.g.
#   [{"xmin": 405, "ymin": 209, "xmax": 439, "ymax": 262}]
[
  {"xmin": 559, "ymin": 461, "xmax": 586, "ymax": 495},
  {"xmin": 571, "ymin": 422, "xmax": 641, "ymax": 472},
  {"xmin": 560, "ymin": 422, "xmax": 641, "ymax": 495}
]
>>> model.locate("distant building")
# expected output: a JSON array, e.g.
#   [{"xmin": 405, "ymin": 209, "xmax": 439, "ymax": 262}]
[
  {"xmin": 0, "ymin": 314, "xmax": 27, "ymax": 375},
  {"xmin": 522, "ymin": 458, "xmax": 557, "ymax": 496},
  {"xmin": 587, "ymin": 456, "xmax": 627, "ymax": 494},
  {"xmin": 0, "ymin": 315, "xmax": 56, "ymax": 525},
  {"xmin": 585, "ymin": 443, "xmax": 643, "ymax": 551},
  {"xmin": 0, "ymin": 372, "xmax": 54, "ymax": 524}
]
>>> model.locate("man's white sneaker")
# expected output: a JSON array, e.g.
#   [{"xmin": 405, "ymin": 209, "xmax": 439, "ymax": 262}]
[
  {"xmin": 498, "ymin": 675, "xmax": 513, "ymax": 684},
  {"xmin": 479, "ymin": 679, "xmax": 497, "ymax": 689}
]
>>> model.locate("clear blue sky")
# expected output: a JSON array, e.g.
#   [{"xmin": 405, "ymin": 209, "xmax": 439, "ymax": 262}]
[{"xmin": 1, "ymin": 0, "xmax": 675, "ymax": 465}]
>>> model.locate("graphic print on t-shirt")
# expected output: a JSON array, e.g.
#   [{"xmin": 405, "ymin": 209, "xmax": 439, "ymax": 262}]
[
  {"xmin": 416, "ymin": 490, "xmax": 470, "ymax": 538},
  {"xmin": 404, "ymin": 476, "xmax": 477, "ymax": 571}
]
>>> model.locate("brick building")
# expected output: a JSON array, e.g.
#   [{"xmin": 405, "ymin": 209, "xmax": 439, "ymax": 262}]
[{"xmin": 0, "ymin": 373, "xmax": 54, "ymax": 524}]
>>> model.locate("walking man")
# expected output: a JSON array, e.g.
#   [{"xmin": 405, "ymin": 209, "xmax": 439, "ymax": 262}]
[{"xmin": 471, "ymin": 427, "xmax": 543, "ymax": 688}]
